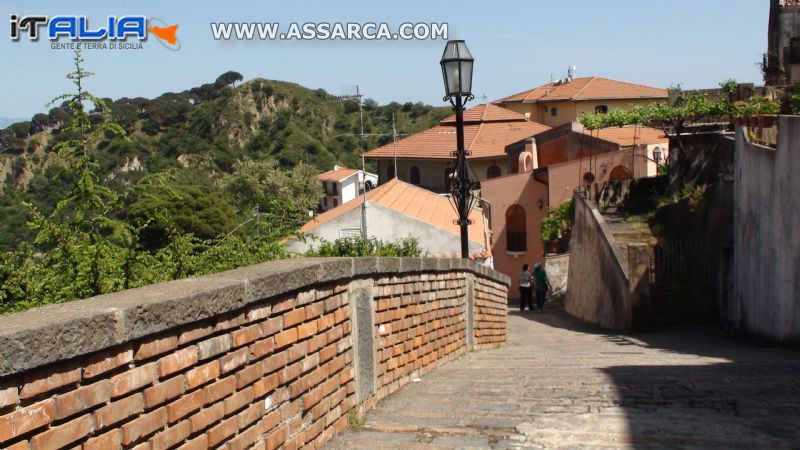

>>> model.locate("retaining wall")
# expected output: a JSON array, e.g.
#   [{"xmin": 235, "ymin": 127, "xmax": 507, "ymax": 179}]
[
  {"xmin": 0, "ymin": 257, "xmax": 509, "ymax": 450},
  {"xmin": 733, "ymin": 117, "xmax": 800, "ymax": 344},
  {"xmin": 565, "ymin": 192, "xmax": 650, "ymax": 330}
]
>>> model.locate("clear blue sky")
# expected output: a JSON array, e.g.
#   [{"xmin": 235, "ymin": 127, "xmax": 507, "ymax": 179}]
[{"xmin": 1, "ymin": 0, "xmax": 768, "ymax": 118}]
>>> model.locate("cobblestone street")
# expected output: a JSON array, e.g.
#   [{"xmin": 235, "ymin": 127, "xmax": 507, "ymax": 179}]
[{"xmin": 327, "ymin": 301, "xmax": 800, "ymax": 449}]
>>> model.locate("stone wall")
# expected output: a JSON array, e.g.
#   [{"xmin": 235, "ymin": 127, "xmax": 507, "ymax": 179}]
[
  {"xmin": 544, "ymin": 254, "xmax": 570, "ymax": 295},
  {"xmin": 733, "ymin": 117, "xmax": 800, "ymax": 345},
  {"xmin": 565, "ymin": 192, "xmax": 650, "ymax": 331},
  {"xmin": 0, "ymin": 258, "xmax": 509, "ymax": 450}
]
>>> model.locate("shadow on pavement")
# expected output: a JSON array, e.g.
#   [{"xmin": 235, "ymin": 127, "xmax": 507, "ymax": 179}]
[{"xmin": 508, "ymin": 292, "xmax": 800, "ymax": 448}]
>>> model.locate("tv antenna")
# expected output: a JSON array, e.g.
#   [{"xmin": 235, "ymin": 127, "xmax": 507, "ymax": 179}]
[{"xmin": 332, "ymin": 85, "xmax": 409, "ymax": 237}]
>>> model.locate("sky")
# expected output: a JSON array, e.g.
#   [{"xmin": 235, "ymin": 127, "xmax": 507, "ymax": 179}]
[{"xmin": 0, "ymin": 0, "xmax": 769, "ymax": 119}]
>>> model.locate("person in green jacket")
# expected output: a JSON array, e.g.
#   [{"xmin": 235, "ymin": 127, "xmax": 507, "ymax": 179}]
[{"xmin": 533, "ymin": 262, "xmax": 551, "ymax": 312}]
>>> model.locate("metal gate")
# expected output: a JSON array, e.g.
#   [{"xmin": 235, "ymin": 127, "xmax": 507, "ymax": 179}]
[{"xmin": 648, "ymin": 239, "xmax": 716, "ymax": 324}]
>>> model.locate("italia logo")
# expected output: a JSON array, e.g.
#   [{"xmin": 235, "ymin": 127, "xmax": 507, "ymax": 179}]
[{"xmin": 9, "ymin": 15, "xmax": 181, "ymax": 50}]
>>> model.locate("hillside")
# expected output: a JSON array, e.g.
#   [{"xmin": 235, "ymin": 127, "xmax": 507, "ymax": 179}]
[
  {"xmin": 0, "ymin": 72, "xmax": 450, "ymax": 250},
  {"xmin": 0, "ymin": 74, "xmax": 449, "ymax": 188}
]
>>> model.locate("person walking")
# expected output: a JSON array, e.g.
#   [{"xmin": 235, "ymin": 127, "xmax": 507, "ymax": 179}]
[
  {"xmin": 518, "ymin": 264, "xmax": 534, "ymax": 312},
  {"xmin": 533, "ymin": 262, "xmax": 551, "ymax": 312}
]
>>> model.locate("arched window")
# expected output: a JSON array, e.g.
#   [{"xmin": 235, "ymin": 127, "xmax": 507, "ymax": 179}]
[
  {"xmin": 595, "ymin": 105, "xmax": 609, "ymax": 114},
  {"xmin": 364, "ymin": 180, "xmax": 374, "ymax": 190},
  {"xmin": 609, "ymin": 165, "xmax": 633, "ymax": 181},
  {"xmin": 387, "ymin": 164, "xmax": 395, "ymax": 180},
  {"xmin": 445, "ymin": 167, "xmax": 455, "ymax": 192},
  {"xmin": 410, "ymin": 166, "xmax": 421, "ymax": 185},
  {"xmin": 486, "ymin": 165, "xmax": 501, "ymax": 179},
  {"xmin": 506, "ymin": 205, "xmax": 527, "ymax": 252}
]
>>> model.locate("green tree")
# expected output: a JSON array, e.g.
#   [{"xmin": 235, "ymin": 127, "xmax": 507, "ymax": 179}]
[
  {"xmin": 218, "ymin": 158, "xmax": 322, "ymax": 236},
  {"xmin": 126, "ymin": 184, "xmax": 237, "ymax": 250},
  {"xmin": 215, "ymin": 71, "xmax": 244, "ymax": 88}
]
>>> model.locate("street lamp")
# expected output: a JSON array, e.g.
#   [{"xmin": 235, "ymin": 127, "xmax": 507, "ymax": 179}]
[
  {"xmin": 653, "ymin": 146, "xmax": 662, "ymax": 165},
  {"xmin": 440, "ymin": 40, "xmax": 478, "ymax": 259}
]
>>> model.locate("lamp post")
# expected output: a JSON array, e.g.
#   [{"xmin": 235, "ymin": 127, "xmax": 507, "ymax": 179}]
[{"xmin": 440, "ymin": 40, "xmax": 477, "ymax": 259}]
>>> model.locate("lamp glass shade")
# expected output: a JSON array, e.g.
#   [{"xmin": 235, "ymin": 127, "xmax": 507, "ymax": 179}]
[
  {"xmin": 440, "ymin": 40, "xmax": 473, "ymax": 97},
  {"xmin": 653, "ymin": 146, "xmax": 662, "ymax": 163}
]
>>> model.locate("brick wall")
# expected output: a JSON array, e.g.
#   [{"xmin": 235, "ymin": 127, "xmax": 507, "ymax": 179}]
[
  {"xmin": 473, "ymin": 278, "xmax": 508, "ymax": 349},
  {"xmin": 0, "ymin": 258, "xmax": 508, "ymax": 450},
  {"xmin": 370, "ymin": 273, "xmax": 467, "ymax": 407}
]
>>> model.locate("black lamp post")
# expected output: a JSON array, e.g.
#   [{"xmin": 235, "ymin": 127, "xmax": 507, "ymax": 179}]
[{"xmin": 440, "ymin": 40, "xmax": 478, "ymax": 259}]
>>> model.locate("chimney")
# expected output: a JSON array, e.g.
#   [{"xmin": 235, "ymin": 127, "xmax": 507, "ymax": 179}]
[{"xmin": 521, "ymin": 137, "xmax": 539, "ymax": 172}]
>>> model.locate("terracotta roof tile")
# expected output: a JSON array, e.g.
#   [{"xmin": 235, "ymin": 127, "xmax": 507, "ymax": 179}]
[
  {"xmin": 441, "ymin": 103, "xmax": 529, "ymax": 123},
  {"xmin": 495, "ymin": 77, "xmax": 667, "ymax": 104},
  {"xmin": 318, "ymin": 167, "xmax": 359, "ymax": 182},
  {"xmin": 364, "ymin": 104, "xmax": 549, "ymax": 160},
  {"xmin": 300, "ymin": 179, "xmax": 485, "ymax": 245}
]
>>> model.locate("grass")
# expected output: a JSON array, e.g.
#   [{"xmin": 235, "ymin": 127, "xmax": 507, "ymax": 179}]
[{"xmin": 347, "ymin": 406, "xmax": 366, "ymax": 428}]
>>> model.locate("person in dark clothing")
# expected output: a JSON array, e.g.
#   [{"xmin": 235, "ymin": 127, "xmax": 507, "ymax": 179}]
[
  {"xmin": 518, "ymin": 264, "xmax": 534, "ymax": 311},
  {"xmin": 533, "ymin": 262, "xmax": 551, "ymax": 312}
]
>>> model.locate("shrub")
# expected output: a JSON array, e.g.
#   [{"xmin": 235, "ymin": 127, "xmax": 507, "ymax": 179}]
[
  {"xmin": 305, "ymin": 237, "xmax": 421, "ymax": 257},
  {"xmin": 541, "ymin": 200, "xmax": 574, "ymax": 246}
]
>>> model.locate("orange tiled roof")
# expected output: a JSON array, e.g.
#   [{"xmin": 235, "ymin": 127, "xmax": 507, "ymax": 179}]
[
  {"xmin": 495, "ymin": 77, "xmax": 667, "ymax": 104},
  {"xmin": 440, "ymin": 103, "xmax": 528, "ymax": 123},
  {"xmin": 300, "ymin": 179, "xmax": 485, "ymax": 245},
  {"xmin": 318, "ymin": 167, "xmax": 359, "ymax": 182},
  {"xmin": 364, "ymin": 104, "xmax": 549, "ymax": 160},
  {"xmin": 590, "ymin": 126, "xmax": 669, "ymax": 146}
]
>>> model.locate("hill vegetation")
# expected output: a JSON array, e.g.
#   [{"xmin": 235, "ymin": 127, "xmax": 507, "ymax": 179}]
[
  {"xmin": 0, "ymin": 58, "xmax": 449, "ymax": 251},
  {"xmin": 0, "ymin": 51, "xmax": 437, "ymax": 311}
]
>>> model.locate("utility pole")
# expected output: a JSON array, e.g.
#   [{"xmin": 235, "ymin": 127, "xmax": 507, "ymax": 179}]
[
  {"xmin": 333, "ymin": 86, "xmax": 408, "ymax": 238},
  {"xmin": 392, "ymin": 114, "xmax": 398, "ymax": 178}
]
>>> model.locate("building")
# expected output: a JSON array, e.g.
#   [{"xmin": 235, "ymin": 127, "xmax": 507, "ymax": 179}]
[
  {"xmin": 521, "ymin": 124, "xmax": 669, "ymax": 206},
  {"xmin": 289, "ymin": 178, "xmax": 490, "ymax": 259},
  {"xmin": 482, "ymin": 124, "xmax": 668, "ymax": 297},
  {"xmin": 318, "ymin": 165, "xmax": 378, "ymax": 212},
  {"xmin": 494, "ymin": 76, "xmax": 668, "ymax": 127},
  {"xmin": 363, "ymin": 104, "xmax": 549, "ymax": 192},
  {"xmin": 481, "ymin": 171, "xmax": 549, "ymax": 296},
  {"xmin": 765, "ymin": 0, "xmax": 800, "ymax": 85}
]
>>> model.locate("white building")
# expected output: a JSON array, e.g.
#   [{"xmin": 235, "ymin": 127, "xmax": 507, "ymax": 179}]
[
  {"xmin": 318, "ymin": 166, "xmax": 378, "ymax": 212},
  {"xmin": 291, "ymin": 179, "xmax": 491, "ymax": 264}
]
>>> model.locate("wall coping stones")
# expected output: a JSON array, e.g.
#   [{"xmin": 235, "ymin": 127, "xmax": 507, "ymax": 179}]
[{"xmin": 0, "ymin": 257, "xmax": 509, "ymax": 379}]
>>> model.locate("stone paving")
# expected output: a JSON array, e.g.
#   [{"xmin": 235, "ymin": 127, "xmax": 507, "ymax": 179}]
[{"xmin": 326, "ymin": 300, "xmax": 800, "ymax": 449}]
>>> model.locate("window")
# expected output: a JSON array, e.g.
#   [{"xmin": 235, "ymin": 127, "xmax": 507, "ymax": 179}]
[
  {"xmin": 506, "ymin": 205, "xmax": 527, "ymax": 252},
  {"xmin": 550, "ymin": 107, "xmax": 557, "ymax": 117},
  {"xmin": 323, "ymin": 198, "xmax": 328, "ymax": 207},
  {"xmin": 364, "ymin": 180, "xmax": 374, "ymax": 190},
  {"xmin": 333, "ymin": 198, "xmax": 338, "ymax": 207},
  {"xmin": 410, "ymin": 166, "xmax": 421, "ymax": 185},
  {"xmin": 387, "ymin": 164, "xmax": 395, "ymax": 180},
  {"xmin": 595, "ymin": 105, "xmax": 608, "ymax": 114},
  {"xmin": 321, "ymin": 181, "xmax": 327, "ymax": 194},
  {"xmin": 486, "ymin": 165, "xmax": 501, "ymax": 179}
]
